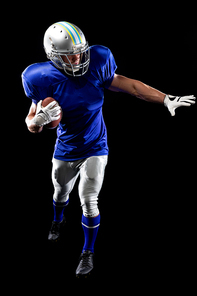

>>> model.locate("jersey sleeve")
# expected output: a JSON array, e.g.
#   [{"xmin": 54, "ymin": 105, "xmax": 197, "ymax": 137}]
[
  {"xmin": 22, "ymin": 75, "xmax": 42, "ymax": 104},
  {"xmin": 100, "ymin": 48, "xmax": 117, "ymax": 89},
  {"xmin": 21, "ymin": 64, "xmax": 52, "ymax": 105}
]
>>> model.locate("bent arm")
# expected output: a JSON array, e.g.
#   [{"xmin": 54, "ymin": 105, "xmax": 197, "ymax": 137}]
[
  {"xmin": 109, "ymin": 74, "xmax": 166, "ymax": 104},
  {"xmin": 25, "ymin": 102, "xmax": 43, "ymax": 133}
]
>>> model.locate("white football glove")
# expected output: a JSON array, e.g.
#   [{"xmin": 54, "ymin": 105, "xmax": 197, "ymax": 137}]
[
  {"xmin": 32, "ymin": 100, "xmax": 61, "ymax": 126},
  {"xmin": 164, "ymin": 94, "xmax": 196, "ymax": 116}
]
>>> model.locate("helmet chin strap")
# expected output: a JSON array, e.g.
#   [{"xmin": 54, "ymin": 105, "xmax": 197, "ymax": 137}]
[{"xmin": 66, "ymin": 67, "xmax": 80, "ymax": 73}]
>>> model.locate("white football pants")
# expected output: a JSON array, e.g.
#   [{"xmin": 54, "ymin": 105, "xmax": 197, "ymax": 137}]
[{"xmin": 52, "ymin": 155, "xmax": 108, "ymax": 217}]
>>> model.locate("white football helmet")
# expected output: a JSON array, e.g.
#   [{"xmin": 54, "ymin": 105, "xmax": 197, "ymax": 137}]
[{"xmin": 44, "ymin": 21, "xmax": 90, "ymax": 76}]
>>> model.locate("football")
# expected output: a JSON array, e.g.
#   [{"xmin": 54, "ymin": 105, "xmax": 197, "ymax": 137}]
[{"xmin": 42, "ymin": 97, "xmax": 63, "ymax": 129}]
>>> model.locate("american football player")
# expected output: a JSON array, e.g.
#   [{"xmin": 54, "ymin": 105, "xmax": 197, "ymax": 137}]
[{"xmin": 22, "ymin": 21, "xmax": 195, "ymax": 278}]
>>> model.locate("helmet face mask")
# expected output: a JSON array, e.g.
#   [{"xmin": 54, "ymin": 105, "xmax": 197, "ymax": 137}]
[{"xmin": 44, "ymin": 22, "xmax": 90, "ymax": 76}]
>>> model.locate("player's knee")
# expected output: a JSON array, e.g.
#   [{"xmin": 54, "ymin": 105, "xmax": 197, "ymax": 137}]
[
  {"xmin": 81, "ymin": 200, "xmax": 99, "ymax": 217},
  {"xmin": 53, "ymin": 187, "xmax": 69, "ymax": 203}
]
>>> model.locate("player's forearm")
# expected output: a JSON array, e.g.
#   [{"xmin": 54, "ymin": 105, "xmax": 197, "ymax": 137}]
[
  {"xmin": 131, "ymin": 79, "xmax": 166, "ymax": 104},
  {"xmin": 110, "ymin": 74, "xmax": 166, "ymax": 104}
]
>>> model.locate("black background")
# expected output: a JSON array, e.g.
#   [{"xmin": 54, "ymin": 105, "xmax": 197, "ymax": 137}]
[{"xmin": 5, "ymin": 3, "xmax": 197, "ymax": 289}]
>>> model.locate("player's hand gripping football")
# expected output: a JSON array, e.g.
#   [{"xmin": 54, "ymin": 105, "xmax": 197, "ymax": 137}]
[
  {"xmin": 32, "ymin": 100, "xmax": 61, "ymax": 126},
  {"xmin": 164, "ymin": 95, "xmax": 196, "ymax": 116}
]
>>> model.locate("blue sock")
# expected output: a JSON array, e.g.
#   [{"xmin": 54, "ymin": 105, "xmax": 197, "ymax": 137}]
[
  {"xmin": 81, "ymin": 214, "xmax": 100, "ymax": 253},
  {"xmin": 53, "ymin": 200, "xmax": 69, "ymax": 222}
]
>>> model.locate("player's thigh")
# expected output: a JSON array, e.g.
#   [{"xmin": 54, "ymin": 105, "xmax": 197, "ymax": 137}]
[
  {"xmin": 78, "ymin": 155, "xmax": 108, "ymax": 198},
  {"xmin": 52, "ymin": 158, "xmax": 79, "ymax": 193}
]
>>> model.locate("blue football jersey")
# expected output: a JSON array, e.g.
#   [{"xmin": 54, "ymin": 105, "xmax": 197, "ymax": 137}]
[{"xmin": 22, "ymin": 45, "xmax": 117, "ymax": 161}]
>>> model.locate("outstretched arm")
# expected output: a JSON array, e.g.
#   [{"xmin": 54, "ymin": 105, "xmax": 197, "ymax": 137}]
[
  {"xmin": 109, "ymin": 74, "xmax": 166, "ymax": 103},
  {"xmin": 109, "ymin": 74, "xmax": 196, "ymax": 116}
]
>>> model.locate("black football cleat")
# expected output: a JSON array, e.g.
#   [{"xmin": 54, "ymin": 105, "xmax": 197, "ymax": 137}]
[
  {"xmin": 48, "ymin": 216, "xmax": 66, "ymax": 242},
  {"xmin": 76, "ymin": 250, "xmax": 94, "ymax": 278}
]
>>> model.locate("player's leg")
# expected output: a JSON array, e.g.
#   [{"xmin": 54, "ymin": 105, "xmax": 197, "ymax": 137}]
[
  {"xmin": 76, "ymin": 155, "xmax": 108, "ymax": 276},
  {"xmin": 51, "ymin": 158, "xmax": 80, "ymax": 222},
  {"xmin": 79, "ymin": 156, "xmax": 108, "ymax": 251},
  {"xmin": 48, "ymin": 157, "xmax": 85, "ymax": 241}
]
